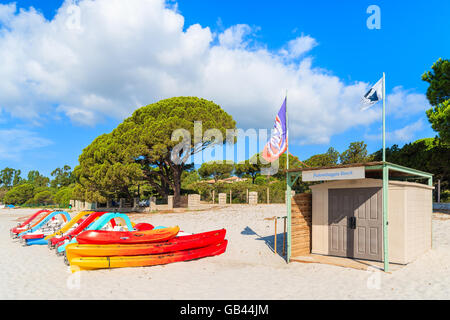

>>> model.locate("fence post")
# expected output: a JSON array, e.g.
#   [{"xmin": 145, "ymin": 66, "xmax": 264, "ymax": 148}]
[
  {"xmin": 437, "ymin": 179, "xmax": 441, "ymax": 203},
  {"xmin": 167, "ymin": 196, "xmax": 174, "ymax": 210},
  {"xmin": 149, "ymin": 196, "xmax": 156, "ymax": 211},
  {"xmin": 283, "ymin": 217, "xmax": 287, "ymax": 256},
  {"xmin": 274, "ymin": 218, "xmax": 277, "ymax": 255}
]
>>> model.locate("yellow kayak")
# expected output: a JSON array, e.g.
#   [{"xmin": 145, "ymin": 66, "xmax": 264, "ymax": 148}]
[{"xmin": 69, "ymin": 240, "xmax": 228, "ymax": 272}]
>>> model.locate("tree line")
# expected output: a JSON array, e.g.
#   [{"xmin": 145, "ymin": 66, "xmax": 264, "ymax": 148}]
[
  {"xmin": 0, "ymin": 166, "xmax": 75, "ymax": 206},
  {"xmin": 2, "ymin": 58, "xmax": 448, "ymax": 206}
]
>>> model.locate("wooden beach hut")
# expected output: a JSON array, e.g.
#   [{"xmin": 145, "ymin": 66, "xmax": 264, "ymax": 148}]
[{"xmin": 285, "ymin": 161, "xmax": 433, "ymax": 271}]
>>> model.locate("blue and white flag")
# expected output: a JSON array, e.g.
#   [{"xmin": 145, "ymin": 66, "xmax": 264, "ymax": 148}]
[{"xmin": 360, "ymin": 77, "xmax": 383, "ymax": 110}]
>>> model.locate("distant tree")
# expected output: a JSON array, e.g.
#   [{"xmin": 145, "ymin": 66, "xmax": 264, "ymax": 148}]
[
  {"xmin": 181, "ymin": 169, "xmax": 200, "ymax": 189},
  {"xmin": 340, "ymin": 141, "xmax": 370, "ymax": 164},
  {"xmin": 305, "ymin": 147, "xmax": 340, "ymax": 167},
  {"xmin": 33, "ymin": 190, "xmax": 54, "ymax": 205},
  {"xmin": 54, "ymin": 186, "xmax": 74, "ymax": 205},
  {"xmin": 235, "ymin": 160, "xmax": 261, "ymax": 184},
  {"xmin": 27, "ymin": 170, "xmax": 50, "ymax": 187},
  {"xmin": 0, "ymin": 168, "xmax": 17, "ymax": 188},
  {"xmin": 12, "ymin": 170, "xmax": 22, "ymax": 186},
  {"xmin": 51, "ymin": 165, "xmax": 74, "ymax": 188},
  {"xmin": 0, "ymin": 187, "xmax": 8, "ymax": 202},
  {"xmin": 198, "ymin": 161, "xmax": 234, "ymax": 182},
  {"xmin": 3, "ymin": 183, "xmax": 34, "ymax": 205},
  {"xmin": 422, "ymin": 58, "xmax": 450, "ymax": 143},
  {"xmin": 371, "ymin": 138, "xmax": 450, "ymax": 191}
]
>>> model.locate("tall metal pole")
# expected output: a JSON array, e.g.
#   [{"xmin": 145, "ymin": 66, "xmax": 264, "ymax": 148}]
[
  {"xmin": 286, "ymin": 90, "xmax": 289, "ymax": 171},
  {"xmin": 382, "ymin": 72, "xmax": 389, "ymax": 272},
  {"xmin": 383, "ymin": 72, "xmax": 386, "ymax": 162},
  {"xmin": 285, "ymin": 90, "xmax": 291, "ymax": 263},
  {"xmin": 382, "ymin": 72, "xmax": 386, "ymax": 162}
]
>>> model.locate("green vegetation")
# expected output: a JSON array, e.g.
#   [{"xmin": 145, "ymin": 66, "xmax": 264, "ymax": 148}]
[
  {"xmin": 0, "ymin": 166, "xmax": 75, "ymax": 207},
  {"xmin": 198, "ymin": 161, "xmax": 234, "ymax": 182},
  {"xmin": 304, "ymin": 147, "xmax": 340, "ymax": 167},
  {"xmin": 235, "ymin": 159, "xmax": 261, "ymax": 184},
  {"xmin": 422, "ymin": 58, "xmax": 449, "ymax": 143},
  {"xmin": 339, "ymin": 141, "xmax": 371, "ymax": 164},
  {"xmin": 73, "ymin": 97, "xmax": 236, "ymax": 205},
  {"xmin": 372, "ymin": 137, "xmax": 449, "ymax": 192}
]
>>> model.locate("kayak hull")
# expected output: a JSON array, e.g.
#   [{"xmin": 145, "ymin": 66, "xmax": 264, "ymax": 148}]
[
  {"xmin": 76, "ymin": 226, "xmax": 180, "ymax": 245},
  {"xmin": 25, "ymin": 238, "xmax": 48, "ymax": 246},
  {"xmin": 66, "ymin": 229, "xmax": 226, "ymax": 262},
  {"xmin": 22, "ymin": 234, "xmax": 45, "ymax": 240},
  {"xmin": 70, "ymin": 240, "xmax": 227, "ymax": 272}
]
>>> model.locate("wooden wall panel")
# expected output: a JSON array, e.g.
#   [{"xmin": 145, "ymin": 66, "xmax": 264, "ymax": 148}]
[{"xmin": 291, "ymin": 193, "xmax": 312, "ymax": 257}]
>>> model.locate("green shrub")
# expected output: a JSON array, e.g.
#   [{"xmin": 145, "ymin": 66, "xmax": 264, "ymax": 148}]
[
  {"xmin": 440, "ymin": 190, "xmax": 450, "ymax": 203},
  {"xmin": 54, "ymin": 186, "xmax": 74, "ymax": 204},
  {"xmin": 3, "ymin": 183, "xmax": 34, "ymax": 205},
  {"xmin": 33, "ymin": 190, "xmax": 54, "ymax": 205}
]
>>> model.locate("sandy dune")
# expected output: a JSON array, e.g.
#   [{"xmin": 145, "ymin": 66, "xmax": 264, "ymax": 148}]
[{"xmin": 1, "ymin": 206, "xmax": 450, "ymax": 299}]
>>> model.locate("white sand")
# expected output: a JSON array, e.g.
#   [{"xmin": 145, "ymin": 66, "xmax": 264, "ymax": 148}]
[{"xmin": 1, "ymin": 206, "xmax": 450, "ymax": 299}]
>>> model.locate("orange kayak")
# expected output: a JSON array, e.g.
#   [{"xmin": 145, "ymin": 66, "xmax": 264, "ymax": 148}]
[
  {"xmin": 66, "ymin": 229, "xmax": 226, "ymax": 262},
  {"xmin": 69, "ymin": 240, "xmax": 228, "ymax": 272},
  {"xmin": 76, "ymin": 226, "xmax": 180, "ymax": 244}
]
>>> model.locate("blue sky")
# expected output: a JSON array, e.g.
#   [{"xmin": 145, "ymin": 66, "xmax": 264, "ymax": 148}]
[{"xmin": 0, "ymin": 0, "xmax": 448, "ymax": 177}]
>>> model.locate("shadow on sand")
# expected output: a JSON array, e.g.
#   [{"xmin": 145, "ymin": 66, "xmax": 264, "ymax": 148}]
[{"xmin": 241, "ymin": 226, "xmax": 287, "ymax": 260}]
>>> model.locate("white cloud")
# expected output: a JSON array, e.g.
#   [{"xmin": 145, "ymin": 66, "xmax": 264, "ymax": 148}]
[
  {"xmin": 218, "ymin": 24, "xmax": 253, "ymax": 49},
  {"xmin": 364, "ymin": 119, "xmax": 424, "ymax": 144},
  {"xmin": 0, "ymin": 128, "xmax": 53, "ymax": 160},
  {"xmin": 279, "ymin": 35, "xmax": 318, "ymax": 59},
  {"xmin": 0, "ymin": 2, "xmax": 16, "ymax": 25},
  {"xmin": 387, "ymin": 86, "xmax": 430, "ymax": 117},
  {"xmin": 0, "ymin": 0, "xmax": 426, "ymax": 145}
]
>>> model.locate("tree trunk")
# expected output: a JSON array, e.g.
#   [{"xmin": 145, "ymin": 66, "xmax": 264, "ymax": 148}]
[{"xmin": 172, "ymin": 166, "xmax": 182, "ymax": 207}]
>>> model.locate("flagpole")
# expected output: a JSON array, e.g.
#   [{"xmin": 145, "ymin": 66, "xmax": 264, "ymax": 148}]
[
  {"xmin": 382, "ymin": 72, "xmax": 386, "ymax": 162},
  {"xmin": 285, "ymin": 89, "xmax": 291, "ymax": 263},
  {"xmin": 286, "ymin": 89, "xmax": 289, "ymax": 171},
  {"xmin": 382, "ymin": 71, "xmax": 389, "ymax": 272}
]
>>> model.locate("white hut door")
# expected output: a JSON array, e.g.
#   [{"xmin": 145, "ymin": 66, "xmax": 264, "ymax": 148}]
[
  {"xmin": 328, "ymin": 188, "xmax": 383, "ymax": 261},
  {"xmin": 328, "ymin": 189, "xmax": 350, "ymax": 257},
  {"xmin": 352, "ymin": 188, "xmax": 383, "ymax": 261}
]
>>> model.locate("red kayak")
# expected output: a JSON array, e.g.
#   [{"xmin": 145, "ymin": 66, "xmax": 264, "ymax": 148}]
[
  {"xmin": 76, "ymin": 226, "xmax": 180, "ymax": 245},
  {"xmin": 49, "ymin": 211, "xmax": 111, "ymax": 248},
  {"xmin": 66, "ymin": 229, "xmax": 226, "ymax": 260},
  {"xmin": 22, "ymin": 234, "xmax": 45, "ymax": 240}
]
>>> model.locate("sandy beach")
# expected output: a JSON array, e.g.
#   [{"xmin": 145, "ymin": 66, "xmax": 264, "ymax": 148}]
[{"xmin": 1, "ymin": 205, "xmax": 450, "ymax": 300}]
